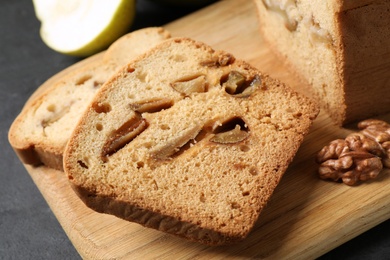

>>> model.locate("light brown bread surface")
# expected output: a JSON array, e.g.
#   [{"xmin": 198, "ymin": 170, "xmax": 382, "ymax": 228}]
[
  {"xmin": 64, "ymin": 38, "xmax": 319, "ymax": 245},
  {"xmin": 8, "ymin": 27, "xmax": 171, "ymax": 170},
  {"xmin": 254, "ymin": 0, "xmax": 390, "ymax": 126}
]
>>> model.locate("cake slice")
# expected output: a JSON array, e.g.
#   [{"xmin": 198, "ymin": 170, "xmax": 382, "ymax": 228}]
[
  {"xmin": 8, "ymin": 27, "xmax": 171, "ymax": 170},
  {"xmin": 254, "ymin": 0, "xmax": 390, "ymax": 125},
  {"xmin": 64, "ymin": 38, "xmax": 319, "ymax": 245}
]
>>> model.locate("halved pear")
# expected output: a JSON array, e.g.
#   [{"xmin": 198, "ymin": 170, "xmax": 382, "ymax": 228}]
[{"xmin": 33, "ymin": 0, "xmax": 135, "ymax": 57}]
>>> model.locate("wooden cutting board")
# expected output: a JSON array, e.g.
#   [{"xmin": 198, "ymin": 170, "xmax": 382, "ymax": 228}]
[{"xmin": 21, "ymin": 0, "xmax": 390, "ymax": 259}]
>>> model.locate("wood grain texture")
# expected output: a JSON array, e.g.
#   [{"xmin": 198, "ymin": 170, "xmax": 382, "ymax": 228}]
[{"xmin": 22, "ymin": 0, "xmax": 390, "ymax": 259}]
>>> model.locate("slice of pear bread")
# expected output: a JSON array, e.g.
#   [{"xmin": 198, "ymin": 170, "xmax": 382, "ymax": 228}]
[
  {"xmin": 8, "ymin": 27, "xmax": 171, "ymax": 170},
  {"xmin": 64, "ymin": 38, "xmax": 319, "ymax": 245}
]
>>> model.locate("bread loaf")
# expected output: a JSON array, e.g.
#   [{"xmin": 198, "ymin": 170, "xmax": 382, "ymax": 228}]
[
  {"xmin": 64, "ymin": 37, "xmax": 319, "ymax": 245},
  {"xmin": 254, "ymin": 0, "xmax": 390, "ymax": 125},
  {"xmin": 8, "ymin": 27, "xmax": 171, "ymax": 170}
]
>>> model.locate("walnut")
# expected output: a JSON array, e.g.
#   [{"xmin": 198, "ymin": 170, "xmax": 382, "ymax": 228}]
[
  {"xmin": 316, "ymin": 119, "xmax": 390, "ymax": 185},
  {"xmin": 317, "ymin": 146, "xmax": 383, "ymax": 186},
  {"xmin": 358, "ymin": 119, "xmax": 390, "ymax": 144},
  {"xmin": 382, "ymin": 141, "xmax": 390, "ymax": 168},
  {"xmin": 345, "ymin": 133, "xmax": 385, "ymax": 158},
  {"xmin": 358, "ymin": 119, "xmax": 390, "ymax": 168}
]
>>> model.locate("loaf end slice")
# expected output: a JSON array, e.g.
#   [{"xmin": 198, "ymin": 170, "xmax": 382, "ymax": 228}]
[
  {"xmin": 64, "ymin": 38, "xmax": 319, "ymax": 245},
  {"xmin": 254, "ymin": 0, "xmax": 390, "ymax": 125},
  {"xmin": 8, "ymin": 27, "xmax": 171, "ymax": 170}
]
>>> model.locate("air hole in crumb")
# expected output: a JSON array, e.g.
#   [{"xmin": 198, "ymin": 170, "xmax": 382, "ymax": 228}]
[
  {"xmin": 144, "ymin": 142, "xmax": 153, "ymax": 149},
  {"xmin": 76, "ymin": 75, "xmax": 92, "ymax": 85},
  {"xmin": 249, "ymin": 167, "xmax": 258, "ymax": 176},
  {"xmin": 136, "ymin": 71, "xmax": 147, "ymax": 82},
  {"xmin": 92, "ymin": 102, "xmax": 111, "ymax": 113},
  {"xmin": 136, "ymin": 161, "xmax": 144, "ymax": 169},
  {"xmin": 242, "ymin": 191, "xmax": 250, "ymax": 196},
  {"xmin": 77, "ymin": 160, "xmax": 88, "ymax": 169},
  {"xmin": 46, "ymin": 104, "xmax": 55, "ymax": 112},
  {"xmin": 127, "ymin": 67, "xmax": 135, "ymax": 73},
  {"xmin": 231, "ymin": 202, "xmax": 240, "ymax": 209},
  {"xmin": 240, "ymin": 145, "xmax": 250, "ymax": 152},
  {"xmin": 200, "ymin": 192, "xmax": 206, "ymax": 203},
  {"xmin": 213, "ymin": 117, "xmax": 248, "ymax": 134},
  {"xmin": 93, "ymin": 81, "xmax": 103, "ymax": 88},
  {"xmin": 96, "ymin": 123, "xmax": 103, "ymax": 131},
  {"xmin": 160, "ymin": 124, "xmax": 170, "ymax": 130},
  {"xmin": 294, "ymin": 112, "xmax": 303, "ymax": 118}
]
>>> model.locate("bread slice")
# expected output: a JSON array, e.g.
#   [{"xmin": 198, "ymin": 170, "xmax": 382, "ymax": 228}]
[
  {"xmin": 63, "ymin": 38, "xmax": 319, "ymax": 245},
  {"xmin": 254, "ymin": 0, "xmax": 390, "ymax": 126},
  {"xmin": 8, "ymin": 27, "xmax": 171, "ymax": 170}
]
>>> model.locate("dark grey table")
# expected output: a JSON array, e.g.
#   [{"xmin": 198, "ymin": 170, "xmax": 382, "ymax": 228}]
[{"xmin": 1, "ymin": 0, "xmax": 389, "ymax": 259}]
